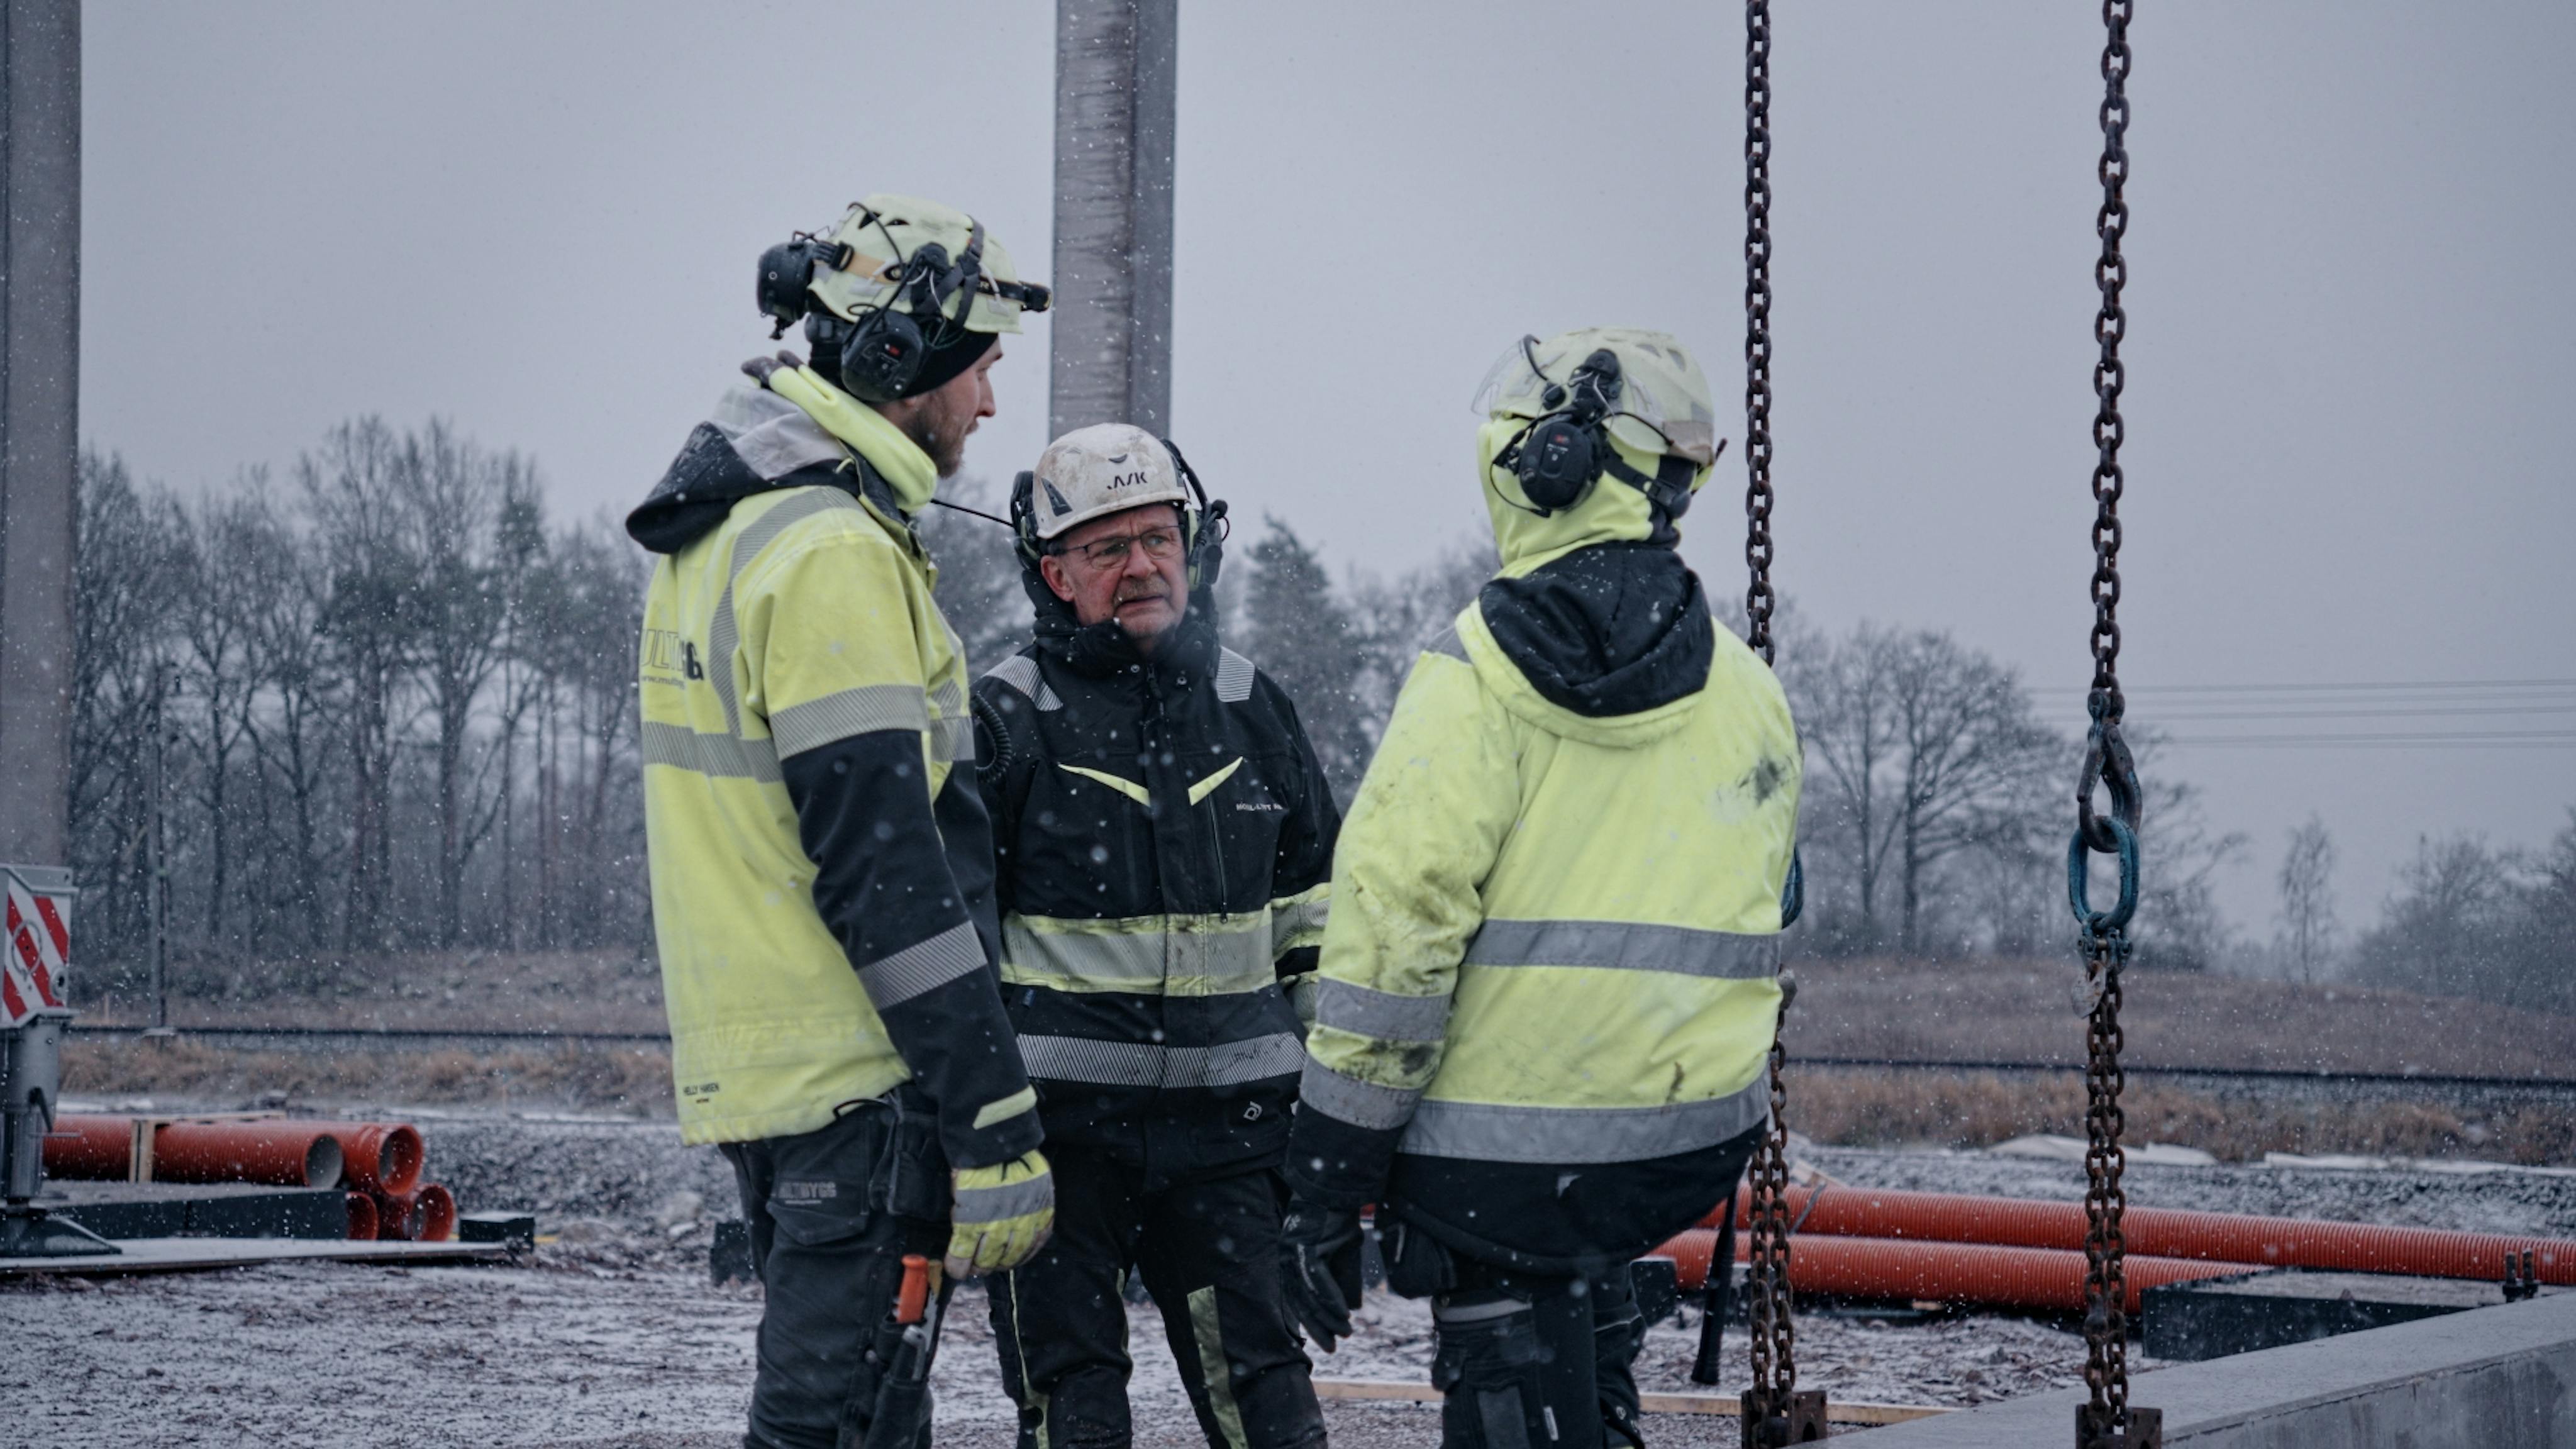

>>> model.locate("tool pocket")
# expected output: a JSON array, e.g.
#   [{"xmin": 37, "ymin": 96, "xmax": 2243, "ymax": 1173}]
[
  {"xmin": 767, "ymin": 1100, "xmax": 893, "ymax": 1248},
  {"xmin": 874, "ymin": 1085, "xmax": 953, "ymax": 1223},
  {"xmin": 1431, "ymin": 1296, "xmax": 1553, "ymax": 1449}
]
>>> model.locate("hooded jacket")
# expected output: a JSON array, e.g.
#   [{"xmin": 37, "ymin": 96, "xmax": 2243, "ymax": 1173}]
[
  {"xmin": 971, "ymin": 538, "xmax": 1341, "ymax": 1171},
  {"xmin": 1284, "ymin": 420, "xmax": 1802, "ymax": 1272},
  {"xmin": 629, "ymin": 360, "xmax": 1039, "ymax": 1169}
]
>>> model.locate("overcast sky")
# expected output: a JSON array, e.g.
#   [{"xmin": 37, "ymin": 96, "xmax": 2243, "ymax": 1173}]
[{"xmin": 81, "ymin": 1, "xmax": 2576, "ymax": 940}]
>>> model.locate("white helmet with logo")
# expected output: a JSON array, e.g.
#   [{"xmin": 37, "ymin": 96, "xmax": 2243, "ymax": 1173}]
[{"xmin": 1023, "ymin": 423, "xmax": 1192, "ymax": 543}]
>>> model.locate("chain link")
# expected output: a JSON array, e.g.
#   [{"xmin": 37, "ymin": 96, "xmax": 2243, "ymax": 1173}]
[
  {"xmin": 1742, "ymin": 0, "xmax": 1777, "ymax": 669},
  {"xmin": 2075, "ymin": 6, "xmax": 2146, "ymax": 1448}
]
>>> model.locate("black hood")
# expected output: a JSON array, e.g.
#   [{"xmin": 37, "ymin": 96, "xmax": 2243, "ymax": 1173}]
[
  {"xmin": 626, "ymin": 423, "xmax": 816, "ymax": 554},
  {"xmin": 1476, "ymin": 541, "xmax": 1714, "ymax": 718}
]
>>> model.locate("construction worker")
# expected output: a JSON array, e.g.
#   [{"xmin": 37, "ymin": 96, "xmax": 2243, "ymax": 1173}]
[
  {"xmin": 1276, "ymin": 329, "xmax": 1801, "ymax": 1449},
  {"xmin": 627, "ymin": 194, "xmax": 1058, "ymax": 1449},
  {"xmin": 972, "ymin": 423, "xmax": 1339, "ymax": 1449}
]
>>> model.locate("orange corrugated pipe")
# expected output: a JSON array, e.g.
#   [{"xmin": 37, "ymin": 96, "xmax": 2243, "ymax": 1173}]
[
  {"xmin": 1653, "ymin": 1228, "xmax": 2243, "ymax": 1316},
  {"xmin": 1702, "ymin": 1183, "xmax": 2576, "ymax": 1286},
  {"xmin": 373, "ymin": 1188, "xmax": 421, "ymax": 1241},
  {"xmin": 78, "ymin": 1118, "xmax": 345, "ymax": 1188},
  {"xmin": 336, "ymin": 1123, "xmax": 425, "ymax": 1197},
  {"xmin": 345, "ymin": 1192, "xmax": 379, "ymax": 1241},
  {"xmin": 415, "ymin": 1183, "xmax": 457, "ymax": 1243},
  {"xmin": 43, "ymin": 1115, "xmax": 423, "ymax": 1195}
]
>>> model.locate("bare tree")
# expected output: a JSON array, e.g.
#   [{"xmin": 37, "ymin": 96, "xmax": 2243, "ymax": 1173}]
[{"xmin": 2275, "ymin": 814, "xmax": 2339, "ymax": 983}]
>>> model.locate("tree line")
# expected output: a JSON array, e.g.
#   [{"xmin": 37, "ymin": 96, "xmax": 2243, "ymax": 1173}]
[
  {"xmin": 72, "ymin": 421, "xmax": 642, "ymax": 997},
  {"xmin": 82, "ymin": 418, "xmax": 2551, "ymax": 1012}
]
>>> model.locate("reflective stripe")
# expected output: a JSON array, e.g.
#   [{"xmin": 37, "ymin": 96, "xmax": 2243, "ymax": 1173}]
[
  {"xmin": 640, "ymin": 720, "xmax": 782, "ymax": 783},
  {"xmin": 770, "ymin": 683, "xmax": 931, "ymax": 758},
  {"xmin": 1397, "ymin": 1074, "xmax": 1771, "ymax": 1165},
  {"xmin": 1187, "ymin": 757, "xmax": 1244, "ymax": 806},
  {"xmin": 1462, "ymin": 919, "xmax": 1780, "ymax": 979},
  {"xmin": 973, "ymin": 1085, "xmax": 1039, "ymax": 1130},
  {"xmin": 1312, "ymin": 979, "xmax": 1450, "ymax": 1043},
  {"xmin": 707, "ymin": 487, "xmax": 863, "ymax": 735},
  {"xmin": 857, "ymin": 921, "xmax": 985, "ymax": 1010},
  {"xmin": 1018, "ymin": 1032, "xmax": 1305, "ymax": 1088},
  {"xmin": 1215, "ymin": 648, "xmax": 1255, "ymax": 702},
  {"xmin": 1002, "ymin": 913, "xmax": 1277, "ymax": 996},
  {"xmin": 953, "ymin": 1172, "xmax": 1054, "ymax": 1225},
  {"xmin": 1298, "ymin": 1058, "xmax": 1424, "ymax": 1131},
  {"xmin": 1269, "ymin": 886, "xmax": 1330, "ymax": 956},
  {"xmin": 1189, "ymin": 1285, "xmax": 1252, "ymax": 1449},
  {"xmin": 1058, "ymin": 763, "xmax": 1150, "ymax": 808},
  {"xmin": 930, "ymin": 711, "xmax": 974, "ymax": 765},
  {"xmin": 984, "ymin": 654, "xmax": 1065, "ymax": 711}
]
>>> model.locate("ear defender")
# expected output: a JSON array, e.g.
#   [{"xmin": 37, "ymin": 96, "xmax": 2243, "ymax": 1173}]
[
  {"xmin": 1009, "ymin": 470, "xmax": 1045, "ymax": 565},
  {"xmin": 758, "ymin": 216, "xmax": 995, "ymax": 405},
  {"xmin": 1159, "ymin": 437, "xmax": 1229, "ymax": 591},
  {"xmin": 1497, "ymin": 348, "xmax": 1624, "ymax": 515}
]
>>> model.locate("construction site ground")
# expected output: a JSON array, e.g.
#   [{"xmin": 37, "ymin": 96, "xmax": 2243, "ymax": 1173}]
[{"xmin": 11, "ymin": 1111, "xmax": 2576, "ymax": 1448}]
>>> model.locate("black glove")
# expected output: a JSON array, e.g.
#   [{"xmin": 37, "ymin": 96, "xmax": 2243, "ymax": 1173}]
[{"xmin": 1277, "ymin": 1197, "xmax": 1364, "ymax": 1352}]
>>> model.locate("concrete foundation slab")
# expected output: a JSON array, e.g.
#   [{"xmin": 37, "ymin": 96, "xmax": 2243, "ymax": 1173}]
[{"xmin": 1851, "ymin": 1290, "xmax": 2576, "ymax": 1445}]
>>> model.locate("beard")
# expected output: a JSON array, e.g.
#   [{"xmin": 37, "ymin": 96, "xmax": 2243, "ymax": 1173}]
[{"xmin": 899, "ymin": 396, "xmax": 973, "ymax": 478}]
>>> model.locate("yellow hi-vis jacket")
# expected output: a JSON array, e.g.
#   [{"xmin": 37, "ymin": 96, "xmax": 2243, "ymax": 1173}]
[
  {"xmin": 1288, "ymin": 413, "xmax": 1800, "ymax": 1264},
  {"xmin": 631, "ymin": 364, "xmax": 1038, "ymax": 1164}
]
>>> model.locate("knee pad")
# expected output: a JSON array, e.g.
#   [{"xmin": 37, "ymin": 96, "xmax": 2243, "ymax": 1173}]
[{"xmin": 1431, "ymin": 1294, "xmax": 1555, "ymax": 1449}]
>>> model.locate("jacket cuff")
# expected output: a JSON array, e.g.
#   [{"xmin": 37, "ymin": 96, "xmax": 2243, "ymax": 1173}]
[{"xmin": 1285, "ymin": 1106, "xmax": 1402, "ymax": 1210}]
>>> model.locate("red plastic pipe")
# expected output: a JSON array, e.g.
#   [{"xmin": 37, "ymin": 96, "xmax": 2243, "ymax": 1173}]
[
  {"xmin": 333, "ymin": 1123, "xmax": 425, "ymax": 1196},
  {"xmin": 1705, "ymin": 1184, "xmax": 2576, "ymax": 1286},
  {"xmin": 415, "ymin": 1183, "xmax": 457, "ymax": 1243},
  {"xmin": 373, "ymin": 1188, "xmax": 420, "ymax": 1241},
  {"xmin": 345, "ymin": 1192, "xmax": 379, "ymax": 1241},
  {"xmin": 44, "ymin": 1114, "xmax": 423, "ymax": 1196},
  {"xmin": 41, "ymin": 1115, "xmax": 138, "ymax": 1179},
  {"xmin": 1653, "ymin": 1228, "xmax": 2243, "ymax": 1315},
  {"xmin": 143, "ymin": 1120, "xmax": 345, "ymax": 1188}
]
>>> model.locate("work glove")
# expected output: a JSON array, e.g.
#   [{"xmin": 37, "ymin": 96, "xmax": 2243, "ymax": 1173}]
[
  {"xmin": 1278, "ymin": 1197, "xmax": 1365, "ymax": 1352},
  {"xmin": 946, "ymin": 1149, "xmax": 1054, "ymax": 1280}
]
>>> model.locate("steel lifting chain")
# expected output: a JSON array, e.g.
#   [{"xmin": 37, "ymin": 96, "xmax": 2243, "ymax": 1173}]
[
  {"xmin": 2071, "ymin": 4, "xmax": 2155, "ymax": 1447},
  {"xmin": 1741, "ymin": 0, "xmax": 1779, "ymax": 670},
  {"xmin": 1736, "ymin": 5, "xmax": 1820, "ymax": 1445}
]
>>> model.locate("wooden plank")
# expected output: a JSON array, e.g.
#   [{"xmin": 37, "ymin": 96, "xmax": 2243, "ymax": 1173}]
[
  {"xmin": 0, "ymin": 1235, "xmax": 511, "ymax": 1277},
  {"xmin": 1309, "ymin": 1379, "xmax": 1949, "ymax": 1424}
]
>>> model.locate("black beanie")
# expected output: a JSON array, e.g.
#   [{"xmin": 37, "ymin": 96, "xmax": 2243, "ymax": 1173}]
[{"xmin": 901, "ymin": 325, "xmax": 999, "ymax": 398}]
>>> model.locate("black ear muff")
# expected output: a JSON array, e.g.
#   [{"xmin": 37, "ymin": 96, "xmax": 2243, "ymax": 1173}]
[
  {"xmin": 1511, "ymin": 415, "xmax": 1604, "ymax": 511},
  {"xmin": 834, "ymin": 307, "xmax": 927, "ymax": 404},
  {"xmin": 756, "ymin": 237, "xmax": 850, "ymax": 340},
  {"xmin": 1009, "ymin": 470, "xmax": 1045, "ymax": 565},
  {"xmin": 1497, "ymin": 348, "xmax": 1629, "ymax": 516},
  {"xmin": 1157, "ymin": 437, "xmax": 1230, "ymax": 591}
]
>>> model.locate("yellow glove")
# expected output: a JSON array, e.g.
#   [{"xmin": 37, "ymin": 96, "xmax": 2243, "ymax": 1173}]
[{"xmin": 946, "ymin": 1149, "xmax": 1054, "ymax": 1279}]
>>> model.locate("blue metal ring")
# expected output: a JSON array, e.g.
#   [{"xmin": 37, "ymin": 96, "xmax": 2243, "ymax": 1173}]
[
  {"xmin": 1778, "ymin": 847, "xmax": 1805, "ymax": 930},
  {"xmin": 2067, "ymin": 815, "xmax": 2140, "ymax": 933}
]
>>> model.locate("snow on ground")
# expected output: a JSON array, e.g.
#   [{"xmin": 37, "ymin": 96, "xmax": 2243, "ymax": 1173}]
[{"xmin": 11, "ymin": 1115, "xmax": 2576, "ymax": 1446}]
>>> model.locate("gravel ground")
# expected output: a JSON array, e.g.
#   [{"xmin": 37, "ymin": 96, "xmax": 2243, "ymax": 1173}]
[{"xmin": 13, "ymin": 1112, "xmax": 2576, "ymax": 1447}]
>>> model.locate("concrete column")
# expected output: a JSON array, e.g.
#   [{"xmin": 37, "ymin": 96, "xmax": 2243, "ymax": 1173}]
[
  {"xmin": 0, "ymin": 0, "xmax": 80, "ymax": 869},
  {"xmin": 1050, "ymin": 0, "xmax": 1176, "ymax": 441}
]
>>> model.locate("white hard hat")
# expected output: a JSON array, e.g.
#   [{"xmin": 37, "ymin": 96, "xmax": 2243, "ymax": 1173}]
[{"xmin": 1026, "ymin": 424, "xmax": 1191, "ymax": 543}]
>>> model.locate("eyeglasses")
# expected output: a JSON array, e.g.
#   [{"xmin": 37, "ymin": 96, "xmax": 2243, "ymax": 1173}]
[{"xmin": 1055, "ymin": 526, "xmax": 1183, "ymax": 570}]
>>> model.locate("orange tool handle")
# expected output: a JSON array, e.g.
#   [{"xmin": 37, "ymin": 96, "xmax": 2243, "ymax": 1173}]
[{"xmin": 896, "ymin": 1253, "xmax": 931, "ymax": 1324}]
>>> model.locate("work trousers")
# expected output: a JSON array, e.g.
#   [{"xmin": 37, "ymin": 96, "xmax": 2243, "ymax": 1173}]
[
  {"xmin": 989, "ymin": 1141, "xmax": 1325, "ymax": 1449},
  {"xmin": 1430, "ymin": 1262, "xmax": 1648, "ymax": 1449},
  {"xmin": 719, "ymin": 1097, "xmax": 951, "ymax": 1449}
]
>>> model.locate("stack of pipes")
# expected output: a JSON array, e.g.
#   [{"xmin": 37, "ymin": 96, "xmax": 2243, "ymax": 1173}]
[
  {"xmin": 1653, "ymin": 1182, "xmax": 2576, "ymax": 1314},
  {"xmin": 43, "ymin": 1115, "xmax": 459, "ymax": 1242}
]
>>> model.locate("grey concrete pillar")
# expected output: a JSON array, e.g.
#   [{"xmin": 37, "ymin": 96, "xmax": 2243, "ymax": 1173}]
[
  {"xmin": 0, "ymin": 0, "xmax": 80, "ymax": 870},
  {"xmin": 1050, "ymin": 0, "xmax": 1176, "ymax": 441}
]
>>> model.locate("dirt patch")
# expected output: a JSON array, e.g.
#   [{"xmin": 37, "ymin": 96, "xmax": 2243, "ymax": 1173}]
[{"xmin": 62, "ymin": 1036, "xmax": 672, "ymax": 1115}]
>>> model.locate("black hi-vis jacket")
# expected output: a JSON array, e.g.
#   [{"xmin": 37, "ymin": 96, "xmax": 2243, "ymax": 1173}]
[{"xmin": 972, "ymin": 609, "xmax": 1340, "ymax": 1173}]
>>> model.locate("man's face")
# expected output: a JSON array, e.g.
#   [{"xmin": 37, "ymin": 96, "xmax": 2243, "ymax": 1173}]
[
  {"xmin": 1038, "ymin": 502, "xmax": 1191, "ymax": 646},
  {"xmin": 886, "ymin": 343, "xmax": 1000, "ymax": 477}
]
